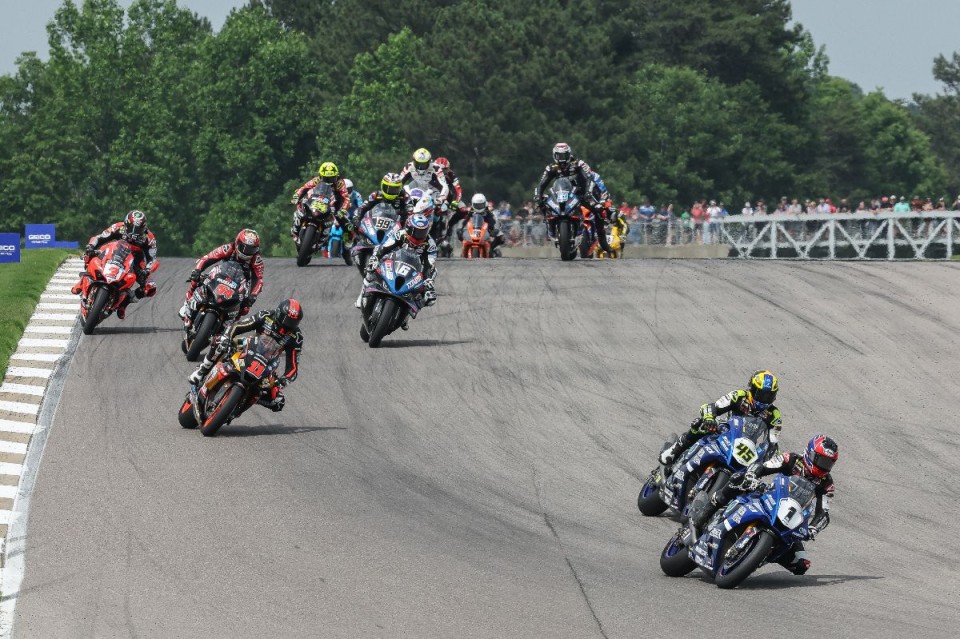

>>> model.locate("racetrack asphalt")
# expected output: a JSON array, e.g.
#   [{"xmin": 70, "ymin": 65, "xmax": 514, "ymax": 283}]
[{"xmin": 12, "ymin": 257, "xmax": 960, "ymax": 638}]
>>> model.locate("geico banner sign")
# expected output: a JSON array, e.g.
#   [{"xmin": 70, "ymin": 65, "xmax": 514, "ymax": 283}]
[
  {"xmin": 25, "ymin": 223, "xmax": 56, "ymax": 248},
  {"xmin": 0, "ymin": 233, "xmax": 21, "ymax": 263}
]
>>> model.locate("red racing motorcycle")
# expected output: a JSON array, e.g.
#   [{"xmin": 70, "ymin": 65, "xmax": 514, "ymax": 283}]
[{"xmin": 77, "ymin": 240, "xmax": 157, "ymax": 335}]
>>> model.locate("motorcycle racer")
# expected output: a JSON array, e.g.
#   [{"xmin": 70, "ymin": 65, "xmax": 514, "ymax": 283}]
[
  {"xmin": 358, "ymin": 172, "xmax": 415, "ymax": 225},
  {"xmin": 179, "ymin": 229, "xmax": 264, "ymax": 327},
  {"xmin": 445, "ymin": 193, "xmax": 505, "ymax": 256},
  {"xmin": 290, "ymin": 162, "xmax": 352, "ymax": 237},
  {"xmin": 187, "ymin": 299, "xmax": 304, "ymax": 412},
  {"xmin": 660, "ymin": 370, "xmax": 783, "ymax": 467},
  {"xmin": 398, "ymin": 148, "xmax": 449, "ymax": 203},
  {"xmin": 74, "ymin": 210, "xmax": 158, "ymax": 319},
  {"xmin": 690, "ymin": 434, "xmax": 839, "ymax": 575}
]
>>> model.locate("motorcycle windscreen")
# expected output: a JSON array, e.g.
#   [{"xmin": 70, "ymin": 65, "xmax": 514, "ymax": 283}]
[{"xmin": 381, "ymin": 248, "xmax": 425, "ymax": 295}]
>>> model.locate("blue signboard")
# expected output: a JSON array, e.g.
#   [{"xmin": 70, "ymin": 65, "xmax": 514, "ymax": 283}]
[
  {"xmin": 0, "ymin": 234, "xmax": 21, "ymax": 263},
  {"xmin": 25, "ymin": 224, "xmax": 56, "ymax": 248}
]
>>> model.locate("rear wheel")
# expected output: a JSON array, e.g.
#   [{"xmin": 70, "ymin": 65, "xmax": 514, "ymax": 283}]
[
  {"xmin": 470, "ymin": 247, "xmax": 480, "ymax": 258},
  {"xmin": 330, "ymin": 238, "xmax": 342, "ymax": 259},
  {"xmin": 579, "ymin": 232, "xmax": 593, "ymax": 258},
  {"xmin": 297, "ymin": 226, "xmax": 316, "ymax": 267},
  {"xmin": 368, "ymin": 298, "xmax": 397, "ymax": 348},
  {"xmin": 637, "ymin": 472, "xmax": 669, "ymax": 516},
  {"xmin": 715, "ymin": 529, "xmax": 775, "ymax": 589},
  {"xmin": 341, "ymin": 240, "xmax": 353, "ymax": 265},
  {"xmin": 200, "ymin": 384, "xmax": 244, "ymax": 437},
  {"xmin": 178, "ymin": 395, "xmax": 198, "ymax": 429},
  {"xmin": 82, "ymin": 287, "xmax": 111, "ymax": 335},
  {"xmin": 186, "ymin": 312, "xmax": 218, "ymax": 362},
  {"xmin": 660, "ymin": 528, "xmax": 697, "ymax": 577},
  {"xmin": 559, "ymin": 220, "xmax": 575, "ymax": 261},
  {"xmin": 360, "ymin": 323, "xmax": 370, "ymax": 343}
]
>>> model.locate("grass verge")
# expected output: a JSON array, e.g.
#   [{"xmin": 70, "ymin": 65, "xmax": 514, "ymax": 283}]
[{"xmin": 0, "ymin": 249, "xmax": 78, "ymax": 378}]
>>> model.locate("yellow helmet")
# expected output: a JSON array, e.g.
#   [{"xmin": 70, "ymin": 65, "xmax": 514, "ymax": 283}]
[
  {"xmin": 318, "ymin": 162, "xmax": 339, "ymax": 181},
  {"xmin": 412, "ymin": 148, "xmax": 432, "ymax": 171},
  {"xmin": 748, "ymin": 370, "xmax": 779, "ymax": 409}
]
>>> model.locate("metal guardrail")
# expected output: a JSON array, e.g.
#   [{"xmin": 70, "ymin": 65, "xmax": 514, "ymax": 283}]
[{"xmin": 488, "ymin": 212, "xmax": 960, "ymax": 259}]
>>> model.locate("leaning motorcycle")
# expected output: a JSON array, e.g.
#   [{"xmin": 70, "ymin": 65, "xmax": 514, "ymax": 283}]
[
  {"xmin": 351, "ymin": 203, "xmax": 402, "ymax": 276},
  {"xmin": 294, "ymin": 183, "xmax": 337, "ymax": 267},
  {"xmin": 659, "ymin": 473, "xmax": 817, "ymax": 588},
  {"xmin": 177, "ymin": 335, "xmax": 283, "ymax": 436},
  {"xmin": 637, "ymin": 416, "xmax": 772, "ymax": 519},
  {"xmin": 359, "ymin": 247, "xmax": 429, "ymax": 348},
  {"xmin": 544, "ymin": 177, "xmax": 583, "ymax": 261},
  {"xmin": 77, "ymin": 240, "xmax": 158, "ymax": 335},
  {"xmin": 181, "ymin": 261, "xmax": 250, "ymax": 362}
]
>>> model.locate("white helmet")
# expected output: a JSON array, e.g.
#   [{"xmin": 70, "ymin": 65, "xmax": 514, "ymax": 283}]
[
  {"xmin": 344, "ymin": 178, "xmax": 354, "ymax": 191},
  {"xmin": 471, "ymin": 193, "xmax": 487, "ymax": 212}
]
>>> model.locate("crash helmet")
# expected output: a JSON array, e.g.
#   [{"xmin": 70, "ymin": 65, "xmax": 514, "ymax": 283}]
[
  {"xmin": 380, "ymin": 172, "xmax": 403, "ymax": 200},
  {"xmin": 434, "ymin": 156, "xmax": 450, "ymax": 172},
  {"xmin": 748, "ymin": 370, "xmax": 778, "ymax": 410},
  {"xmin": 274, "ymin": 298, "xmax": 303, "ymax": 333},
  {"xmin": 123, "ymin": 210, "xmax": 148, "ymax": 243},
  {"xmin": 412, "ymin": 148, "xmax": 432, "ymax": 171},
  {"xmin": 318, "ymin": 162, "xmax": 339, "ymax": 184},
  {"xmin": 233, "ymin": 228, "xmax": 261, "ymax": 263},
  {"xmin": 405, "ymin": 212, "xmax": 432, "ymax": 246},
  {"xmin": 803, "ymin": 434, "xmax": 838, "ymax": 479},
  {"xmin": 553, "ymin": 142, "xmax": 572, "ymax": 166},
  {"xmin": 343, "ymin": 178, "xmax": 354, "ymax": 192},
  {"xmin": 471, "ymin": 193, "xmax": 487, "ymax": 213}
]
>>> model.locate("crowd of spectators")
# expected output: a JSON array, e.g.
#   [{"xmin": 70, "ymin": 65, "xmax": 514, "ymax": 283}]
[{"xmin": 481, "ymin": 194, "xmax": 960, "ymax": 247}]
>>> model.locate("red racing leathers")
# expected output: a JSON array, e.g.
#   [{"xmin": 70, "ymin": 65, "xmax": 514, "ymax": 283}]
[
  {"xmin": 186, "ymin": 244, "xmax": 264, "ymax": 316},
  {"xmin": 86, "ymin": 222, "xmax": 158, "ymax": 273}
]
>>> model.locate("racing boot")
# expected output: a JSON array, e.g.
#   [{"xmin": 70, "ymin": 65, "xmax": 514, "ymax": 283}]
[
  {"xmin": 188, "ymin": 360, "xmax": 212, "ymax": 386},
  {"xmin": 659, "ymin": 436, "xmax": 684, "ymax": 466},
  {"xmin": 779, "ymin": 548, "xmax": 811, "ymax": 575},
  {"xmin": 178, "ymin": 300, "xmax": 193, "ymax": 327},
  {"xmin": 400, "ymin": 317, "xmax": 409, "ymax": 331},
  {"xmin": 116, "ymin": 295, "xmax": 137, "ymax": 320}
]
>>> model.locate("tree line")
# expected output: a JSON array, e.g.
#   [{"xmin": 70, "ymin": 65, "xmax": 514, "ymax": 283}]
[{"xmin": 0, "ymin": 0, "xmax": 957, "ymax": 255}]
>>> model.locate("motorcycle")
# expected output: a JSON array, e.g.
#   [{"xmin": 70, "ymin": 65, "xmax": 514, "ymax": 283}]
[
  {"xmin": 578, "ymin": 206, "xmax": 598, "ymax": 259},
  {"xmin": 358, "ymin": 247, "xmax": 429, "ymax": 348},
  {"xmin": 659, "ymin": 473, "xmax": 817, "ymax": 588},
  {"xmin": 595, "ymin": 219, "xmax": 625, "ymax": 259},
  {"xmin": 177, "ymin": 335, "xmax": 283, "ymax": 436},
  {"xmin": 181, "ymin": 261, "xmax": 250, "ymax": 362},
  {"xmin": 294, "ymin": 183, "xmax": 337, "ymax": 267},
  {"xmin": 637, "ymin": 415, "xmax": 772, "ymax": 519},
  {"xmin": 326, "ymin": 219, "xmax": 353, "ymax": 265},
  {"xmin": 461, "ymin": 212, "xmax": 492, "ymax": 258},
  {"xmin": 351, "ymin": 203, "xmax": 402, "ymax": 276},
  {"xmin": 77, "ymin": 240, "xmax": 158, "ymax": 335},
  {"xmin": 544, "ymin": 177, "xmax": 583, "ymax": 261}
]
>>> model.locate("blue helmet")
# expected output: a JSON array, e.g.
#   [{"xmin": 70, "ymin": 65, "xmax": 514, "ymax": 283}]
[{"xmin": 405, "ymin": 212, "xmax": 432, "ymax": 245}]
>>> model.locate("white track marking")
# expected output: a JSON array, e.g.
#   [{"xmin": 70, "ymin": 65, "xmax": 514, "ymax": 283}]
[
  {"xmin": 0, "ymin": 384, "xmax": 45, "ymax": 397},
  {"xmin": 36, "ymin": 303, "xmax": 76, "ymax": 310},
  {"xmin": 0, "ymin": 512, "xmax": 12, "ymax": 526},
  {"xmin": 29, "ymin": 313, "xmax": 76, "ymax": 321},
  {"xmin": 0, "ymin": 463, "xmax": 23, "ymax": 476},
  {"xmin": 39, "ymin": 294, "xmax": 75, "ymax": 301},
  {"xmin": 0, "ymin": 486, "xmax": 17, "ymax": 500},
  {"xmin": 0, "ymin": 421, "xmax": 36, "ymax": 435},
  {"xmin": 0, "ymin": 401, "xmax": 39, "ymax": 416},
  {"xmin": 5, "ymin": 368, "xmax": 52, "ymax": 379},
  {"xmin": 24, "ymin": 326, "xmax": 74, "ymax": 335},
  {"xmin": 18, "ymin": 338, "xmax": 69, "ymax": 348},
  {"xmin": 10, "ymin": 353, "xmax": 62, "ymax": 363},
  {"xmin": 0, "ymin": 442, "xmax": 27, "ymax": 456}
]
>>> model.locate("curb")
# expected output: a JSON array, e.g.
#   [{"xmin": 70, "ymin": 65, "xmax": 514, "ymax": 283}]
[{"xmin": 0, "ymin": 258, "xmax": 82, "ymax": 563}]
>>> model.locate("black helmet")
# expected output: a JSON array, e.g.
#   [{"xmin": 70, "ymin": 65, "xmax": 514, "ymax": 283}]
[
  {"xmin": 123, "ymin": 210, "xmax": 147, "ymax": 242},
  {"xmin": 274, "ymin": 299, "xmax": 303, "ymax": 333}
]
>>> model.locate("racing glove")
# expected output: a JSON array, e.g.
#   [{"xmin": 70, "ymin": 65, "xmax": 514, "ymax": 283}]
[
  {"xmin": 423, "ymin": 289, "xmax": 438, "ymax": 306},
  {"xmin": 188, "ymin": 269, "xmax": 202, "ymax": 283},
  {"xmin": 84, "ymin": 244, "xmax": 98, "ymax": 258}
]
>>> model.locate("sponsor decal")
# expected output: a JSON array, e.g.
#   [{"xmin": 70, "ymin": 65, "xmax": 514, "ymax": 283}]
[
  {"xmin": 0, "ymin": 233, "xmax": 20, "ymax": 263},
  {"xmin": 25, "ymin": 224, "xmax": 57, "ymax": 248}
]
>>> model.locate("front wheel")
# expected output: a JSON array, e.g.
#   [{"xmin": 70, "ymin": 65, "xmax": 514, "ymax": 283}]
[
  {"xmin": 329, "ymin": 237, "xmax": 342, "ymax": 259},
  {"xmin": 178, "ymin": 395, "xmax": 198, "ymax": 429},
  {"xmin": 558, "ymin": 220, "xmax": 575, "ymax": 261},
  {"xmin": 82, "ymin": 287, "xmax": 111, "ymax": 335},
  {"xmin": 637, "ymin": 471, "xmax": 669, "ymax": 516},
  {"xmin": 368, "ymin": 298, "xmax": 397, "ymax": 348},
  {"xmin": 297, "ymin": 226, "xmax": 316, "ymax": 267},
  {"xmin": 470, "ymin": 246, "xmax": 480, "ymax": 258},
  {"xmin": 186, "ymin": 312, "xmax": 218, "ymax": 362},
  {"xmin": 715, "ymin": 529, "xmax": 775, "ymax": 589},
  {"xmin": 660, "ymin": 528, "xmax": 697, "ymax": 577},
  {"xmin": 200, "ymin": 384, "xmax": 245, "ymax": 437}
]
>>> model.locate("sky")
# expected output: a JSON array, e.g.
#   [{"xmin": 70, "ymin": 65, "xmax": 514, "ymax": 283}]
[{"xmin": 1, "ymin": 1, "xmax": 959, "ymax": 101}]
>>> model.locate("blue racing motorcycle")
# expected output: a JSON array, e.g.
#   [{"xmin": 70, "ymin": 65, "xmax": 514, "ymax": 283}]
[
  {"xmin": 359, "ymin": 246, "xmax": 428, "ymax": 347},
  {"xmin": 637, "ymin": 415, "xmax": 772, "ymax": 519},
  {"xmin": 659, "ymin": 473, "xmax": 817, "ymax": 589}
]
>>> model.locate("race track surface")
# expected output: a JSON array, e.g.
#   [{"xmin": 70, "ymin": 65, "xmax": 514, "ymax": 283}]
[{"xmin": 13, "ymin": 257, "xmax": 960, "ymax": 638}]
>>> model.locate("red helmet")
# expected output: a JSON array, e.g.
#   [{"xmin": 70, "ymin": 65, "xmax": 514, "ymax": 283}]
[
  {"xmin": 434, "ymin": 157, "xmax": 450, "ymax": 171},
  {"xmin": 803, "ymin": 435, "xmax": 838, "ymax": 479},
  {"xmin": 274, "ymin": 298, "xmax": 302, "ymax": 333},
  {"xmin": 234, "ymin": 229, "xmax": 260, "ymax": 263}
]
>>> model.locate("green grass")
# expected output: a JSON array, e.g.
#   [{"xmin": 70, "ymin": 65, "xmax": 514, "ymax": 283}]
[{"xmin": 0, "ymin": 249, "xmax": 79, "ymax": 378}]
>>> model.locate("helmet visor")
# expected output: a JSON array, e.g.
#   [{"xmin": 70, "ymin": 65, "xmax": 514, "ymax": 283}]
[
  {"xmin": 409, "ymin": 225, "xmax": 430, "ymax": 242},
  {"xmin": 752, "ymin": 387, "xmax": 776, "ymax": 406},
  {"xmin": 554, "ymin": 149, "xmax": 571, "ymax": 164},
  {"xmin": 236, "ymin": 241, "xmax": 258, "ymax": 258},
  {"xmin": 279, "ymin": 313, "xmax": 299, "ymax": 331},
  {"xmin": 810, "ymin": 451, "xmax": 836, "ymax": 474},
  {"xmin": 382, "ymin": 183, "xmax": 403, "ymax": 199}
]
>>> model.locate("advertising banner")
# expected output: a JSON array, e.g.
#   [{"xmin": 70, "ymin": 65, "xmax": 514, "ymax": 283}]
[
  {"xmin": 25, "ymin": 224, "xmax": 56, "ymax": 248},
  {"xmin": 0, "ymin": 233, "xmax": 21, "ymax": 263}
]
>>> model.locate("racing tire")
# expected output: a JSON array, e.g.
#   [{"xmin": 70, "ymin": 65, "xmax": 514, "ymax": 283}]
[
  {"xmin": 660, "ymin": 529, "xmax": 697, "ymax": 577},
  {"xmin": 360, "ymin": 322, "xmax": 370, "ymax": 343},
  {"xmin": 178, "ymin": 396, "xmax": 198, "ymax": 429},
  {"xmin": 330, "ymin": 238, "xmax": 342, "ymax": 260},
  {"xmin": 82, "ymin": 287, "xmax": 111, "ymax": 335},
  {"xmin": 715, "ymin": 529, "xmax": 775, "ymax": 589},
  {"xmin": 297, "ymin": 226, "xmax": 316, "ymax": 267},
  {"xmin": 579, "ymin": 235, "xmax": 593, "ymax": 259},
  {"xmin": 200, "ymin": 384, "xmax": 244, "ymax": 437},
  {"xmin": 470, "ymin": 247, "xmax": 480, "ymax": 259},
  {"xmin": 341, "ymin": 242, "xmax": 353, "ymax": 265},
  {"xmin": 368, "ymin": 298, "xmax": 397, "ymax": 348},
  {"xmin": 558, "ymin": 220, "xmax": 575, "ymax": 261},
  {"xmin": 186, "ymin": 312, "xmax": 218, "ymax": 362},
  {"xmin": 637, "ymin": 473, "xmax": 669, "ymax": 516}
]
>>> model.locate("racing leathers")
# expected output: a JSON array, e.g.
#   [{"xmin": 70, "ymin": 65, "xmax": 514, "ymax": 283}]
[
  {"xmin": 358, "ymin": 190, "xmax": 415, "ymax": 227},
  {"xmin": 445, "ymin": 204, "xmax": 505, "ymax": 255},
  {"xmin": 398, "ymin": 161, "xmax": 449, "ymax": 204},
  {"xmin": 534, "ymin": 157, "xmax": 613, "ymax": 253},
  {"xmin": 77, "ymin": 223, "xmax": 158, "ymax": 316},
  {"xmin": 659, "ymin": 388, "xmax": 783, "ymax": 467},
  {"xmin": 691, "ymin": 452, "xmax": 835, "ymax": 575},
  {"xmin": 357, "ymin": 229, "xmax": 438, "ymax": 321},
  {"xmin": 291, "ymin": 176, "xmax": 352, "ymax": 236},
  {"xmin": 188, "ymin": 310, "xmax": 303, "ymax": 412},
  {"xmin": 181, "ymin": 244, "xmax": 265, "ymax": 323}
]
